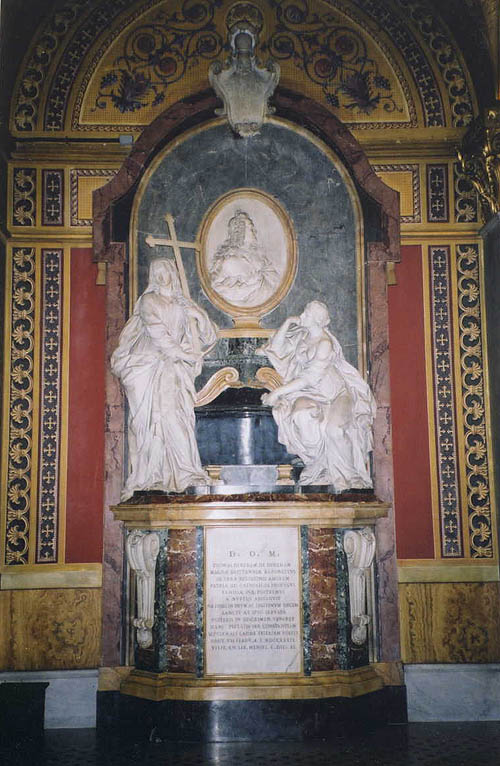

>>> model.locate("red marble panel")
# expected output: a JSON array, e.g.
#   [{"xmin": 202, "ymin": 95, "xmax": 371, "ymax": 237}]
[
  {"xmin": 309, "ymin": 527, "xmax": 337, "ymax": 671},
  {"xmin": 166, "ymin": 528, "xmax": 197, "ymax": 673}
]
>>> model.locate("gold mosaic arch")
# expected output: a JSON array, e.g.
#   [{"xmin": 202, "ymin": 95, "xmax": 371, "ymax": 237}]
[{"xmin": 9, "ymin": 0, "xmax": 479, "ymax": 138}]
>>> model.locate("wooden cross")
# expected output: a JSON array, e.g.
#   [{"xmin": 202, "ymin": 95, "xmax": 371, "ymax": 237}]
[{"xmin": 145, "ymin": 213, "xmax": 201, "ymax": 353}]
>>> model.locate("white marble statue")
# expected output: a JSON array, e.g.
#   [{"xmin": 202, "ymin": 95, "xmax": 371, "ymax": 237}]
[
  {"xmin": 111, "ymin": 259, "xmax": 217, "ymax": 500},
  {"xmin": 258, "ymin": 301, "xmax": 376, "ymax": 490},
  {"xmin": 209, "ymin": 209, "xmax": 278, "ymax": 305}
]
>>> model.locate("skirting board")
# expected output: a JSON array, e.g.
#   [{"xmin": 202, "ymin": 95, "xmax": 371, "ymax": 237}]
[
  {"xmin": 0, "ymin": 669, "xmax": 98, "ymax": 729},
  {"xmin": 405, "ymin": 664, "xmax": 500, "ymax": 721}
]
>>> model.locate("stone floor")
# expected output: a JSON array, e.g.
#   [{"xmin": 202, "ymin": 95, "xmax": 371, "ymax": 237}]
[{"xmin": 3, "ymin": 723, "xmax": 500, "ymax": 766}]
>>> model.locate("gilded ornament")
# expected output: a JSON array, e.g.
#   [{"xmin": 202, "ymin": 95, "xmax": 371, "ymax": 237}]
[{"xmin": 458, "ymin": 104, "xmax": 500, "ymax": 222}]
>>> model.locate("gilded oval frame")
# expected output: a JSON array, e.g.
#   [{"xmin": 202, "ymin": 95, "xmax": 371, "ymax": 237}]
[{"xmin": 196, "ymin": 188, "xmax": 297, "ymax": 328}]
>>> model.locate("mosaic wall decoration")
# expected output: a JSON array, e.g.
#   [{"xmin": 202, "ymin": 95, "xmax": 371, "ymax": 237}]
[
  {"xmin": 373, "ymin": 164, "xmax": 421, "ymax": 223},
  {"xmin": 44, "ymin": 0, "xmax": 134, "ymax": 131},
  {"xmin": 265, "ymin": 0, "xmax": 408, "ymax": 123},
  {"xmin": 12, "ymin": 168, "xmax": 36, "ymax": 226},
  {"xmin": 10, "ymin": 0, "xmax": 477, "ymax": 135},
  {"xmin": 91, "ymin": 2, "xmax": 223, "ymax": 116},
  {"xmin": 456, "ymin": 244, "xmax": 493, "ymax": 558},
  {"xmin": 454, "ymin": 162, "xmax": 479, "ymax": 223},
  {"xmin": 36, "ymin": 249, "xmax": 64, "ymax": 563},
  {"xmin": 76, "ymin": 0, "xmax": 412, "ymax": 131},
  {"xmin": 3, "ymin": 248, "xmax": 36, "ymax": 565},
  {"xmin": 344, "ymin": 0, "xmax": 445, "ymax": 126},
  {"xmin": 428, "ymin": 246, "xmax": 463, "ymax": 557},
  {"xmin": 42, "ymin": 170, "xmax": 64, "ymax": 226},
  {"xmin": 426, "ymin": 165, "xmax": 449, "ymax": 223},
  {"xmin": 70, "ymin": 168, "xmax": 117, "ymax": 225},
  {"xmin": 13, "ymin": 0, "xmax": 87, "ymax": 131},
  {"xmin": 394, "ymin": 0, "xmax": 474, "ymax": 127}
]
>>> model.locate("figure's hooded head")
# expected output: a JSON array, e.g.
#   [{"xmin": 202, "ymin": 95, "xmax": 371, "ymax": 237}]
[{"xmin": 147, "ymin": 259, "xmax": 182, "ymax": 295}]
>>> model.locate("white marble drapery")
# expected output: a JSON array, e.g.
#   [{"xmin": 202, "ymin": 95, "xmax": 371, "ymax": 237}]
[
  {"xmin": 260, "ymin": 301, "xmax": 376, "ymax": 490},
  {"xmin": 111, "ymin": 259, "xmax": 217, "ymax": 500}
]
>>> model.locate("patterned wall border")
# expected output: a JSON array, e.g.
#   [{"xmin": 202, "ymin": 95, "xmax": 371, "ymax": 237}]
[
  {"xmin": 372, "ymin": 164, "xmax": 421, "ymax": 223},
  {"xmin": 394, "ymin": 0, "xmax": 474, "ymax": 126},
  {"xmin": 456, "ymin": 244, "xmax": 494, "ymax": 558},
  {"xmin": 12, "ymin": 168, "xmax": 36, "ymax": 227},
  {"xmin": 42, "ymin": 170, "xmax": 64, "ymax": 226},
  {"xmin": 350, "ymin": 0, "xmax": 445, "ymax": 126},
  {"xmin": 70, "ymin": 168, "xmax": 117, "ymax": 226},
  {"xmin": 2, "ymin": 248, "xmax": 37, "ymax": 565},
  {"xmin": 36, "ymin": 250, "xmax": 64, "ymax": 563},
  {"xmin": 426, "ymin": 165, "xmax": 449, "ymax": 223},
  {"xmin": 428, "ymin": 246, "xmax": 463, "ymax": 557},
  {"xmin": 454, "ymin": 162, "xmax": 479, "ymax": 223},
  {"xmin": 12, "ymin": 0, "xmax": 88, "ymax": 131},
  {"xmin": 44, "ymin": 0, "xmax": 136, "ymax": 131}
]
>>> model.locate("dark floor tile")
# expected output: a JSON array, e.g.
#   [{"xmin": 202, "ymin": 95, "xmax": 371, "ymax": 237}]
[{"xmin": 1, "ymin": 724, "xmax": 500, "ymax": 766}]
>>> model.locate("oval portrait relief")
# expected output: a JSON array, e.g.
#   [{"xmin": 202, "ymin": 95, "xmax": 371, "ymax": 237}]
[{"xmin": 197, "ymin": 189, "xmax": 297, "ymax": 327}]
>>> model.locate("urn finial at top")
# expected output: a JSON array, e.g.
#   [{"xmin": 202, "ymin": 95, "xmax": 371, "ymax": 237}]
[{"xmin": 209, "ymin": 2, "xmax": 280, "ymax": 138}]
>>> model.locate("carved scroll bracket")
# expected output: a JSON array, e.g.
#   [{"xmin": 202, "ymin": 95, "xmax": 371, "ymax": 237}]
[
  {"xmin": 126, "ymin": 530, "xmax": 160, "ymax": 649},
  {"xmin": 458, "ymin": 103, "xmax": 500, "ymax": 223},
  {"xmin": 343, "ymin": 528, "xmax": 376, "ymax": 646}
]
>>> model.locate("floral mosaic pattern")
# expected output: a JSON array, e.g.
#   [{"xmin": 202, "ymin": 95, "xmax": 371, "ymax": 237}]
[
  {"xmin": 4, "ymin": 249, "xmax": 36, "ymax": 565},
  {"xmin": 266, "ymin": 0, "xmax": 403, "ymax": 116},
  {"xmin": 456, "ymin": 244, "xmax": 493, "ymax": 558},
  {"xmin": 93, "ymin": 0, "xmax": 223, "ymax": 115},
  {"xmin": 13, "ymin": 169, "xmax": 36, "ymax": 227}
]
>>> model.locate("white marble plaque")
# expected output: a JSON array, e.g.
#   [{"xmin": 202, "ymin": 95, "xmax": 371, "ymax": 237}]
[{"xmin": 205, "ymin": 526, "xmax": 301, "ymax": 675}]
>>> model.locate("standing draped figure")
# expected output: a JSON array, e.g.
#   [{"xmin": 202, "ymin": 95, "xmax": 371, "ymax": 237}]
[
  {"xmin": 259, "ymin": 301, "xmax": 376, "ymax": 491},
  {"xmin": 111, "ymin": 259, "xmax": 217, "ymax": 500}
]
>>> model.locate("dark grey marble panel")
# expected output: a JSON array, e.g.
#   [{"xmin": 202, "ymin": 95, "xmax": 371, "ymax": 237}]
[{"xmin": 137, "ymin": 122, "xmax": 359, "ymax": 367}]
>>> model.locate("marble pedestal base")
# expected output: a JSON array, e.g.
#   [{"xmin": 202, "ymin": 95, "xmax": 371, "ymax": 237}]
[
  {"xmin": 98, "ymin": 686, "xmax": 407, "ymax": 742},
  {"xmin": 113, "ymin": 494, "xmax": 394, "ymax": 731}
]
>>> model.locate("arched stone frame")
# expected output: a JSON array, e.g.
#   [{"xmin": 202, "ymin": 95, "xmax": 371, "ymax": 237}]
[{"xmin": 93, "ymin": 87, "xmax": 400, "ymax": 667}]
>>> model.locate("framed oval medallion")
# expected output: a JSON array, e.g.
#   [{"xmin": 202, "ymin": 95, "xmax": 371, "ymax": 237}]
[{"xmin": 197, "ymin": 189, "xmax": 297, "ymax": 328}]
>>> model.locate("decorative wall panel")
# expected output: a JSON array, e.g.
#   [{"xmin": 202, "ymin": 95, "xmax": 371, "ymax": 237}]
[
  {"xmin": 456, "ymin": 244, "xmax": 494, "ymax": 559},
  {"xmin": 0, "ymin": 588, "xmax": 101, "ymax": 670},
  {"xmin": 12, "ymin": 0, "xmax": 87, "ymax": 131},
  {"xmin": 393, "ymin": 0, "xmax": 474, "ymax": 126},
  {"xmin": 3, "ymin": 248, "xmax": 37, "ymax": 565},
  {"xmin": 373, "ymin": 165, "xmax": 420, "ymax": 223},
  {"xmin": 42, "ymin": 170, "xmax": 64, "ymax": 226},
  {"xmin": 454, "ymin": 162, "xmax": 479, "ymax": 223},
  {"xmin": 428, "ymin": 246, "xmax": 463, "ymax": 557},
  {"xmin": 70, "ymin": 169, "xmax": 117, "ymax": 226},
  {"xmin": 426, "ymin": 165, "xmax": 449, "ymax": 223},
  {"xmin": 12, "ymin": 169, "xmax": 36, "ymax": 226},
  {"xmin": 399, "ymin": 582, "xmax": 500, "ymax": 663},
  {"xmin": 36, "ymin": 250, "xmax": 64, "ymax": 563}
]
